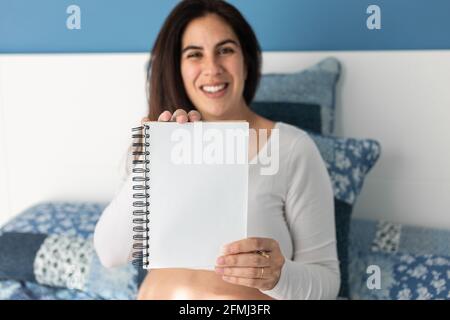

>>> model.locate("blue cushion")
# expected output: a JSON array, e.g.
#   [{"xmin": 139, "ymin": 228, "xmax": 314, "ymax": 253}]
[
  {"xmin": 1, "ymin": 202, "xmax": 104, "ymax": 237},
  {"xmin": 251, "ymin": 101, "xmax": 322, "ymax": 134},
  {"xmin": 349, "ymin": 218, "xmax": 450, "ymax": 300},
  {"xmin": 255, "ymin": 57, "xmax": 341, "ymax": 135},
  {"xmin": 350, "ymin": 250, "xmax": 450, "ymax": 300},
  {"xmin": 309, "ymin": 133, "xmax": 381, "ymax": 206},
  {"xmin": 0, "ymin": 232, "xmax": 47, "ymax": 282},
  {"xmin": 0, "ymin": 202, "xmax": 139, "ymax": 300}
]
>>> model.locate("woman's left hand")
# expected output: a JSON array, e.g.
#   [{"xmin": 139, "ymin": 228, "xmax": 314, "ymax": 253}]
[{"xmin": 215, "ymin": 237, "xmax": 285, "ymax": 291}]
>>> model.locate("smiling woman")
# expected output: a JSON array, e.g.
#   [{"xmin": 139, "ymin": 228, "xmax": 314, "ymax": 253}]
[
  {"xmin": 146, "ymin": 0, "xmax": 261, "ymax": 122},
  {"xmin": 180, "ymin": 15, "xmax": 248, "ymax": 120},
  {"xmin": 94, "ymin": 0, "xmax": 340, "ymax": 300}
]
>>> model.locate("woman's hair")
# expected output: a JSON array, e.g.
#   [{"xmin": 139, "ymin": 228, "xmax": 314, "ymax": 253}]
[{"xmin": 146, "ymin": 0, "xmax": 262, "ymax": 120}]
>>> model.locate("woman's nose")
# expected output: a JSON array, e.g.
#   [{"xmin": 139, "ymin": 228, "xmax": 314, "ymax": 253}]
[{"xmin": 202, "ymin": 57, "xmax": 223, "ymax": 76}]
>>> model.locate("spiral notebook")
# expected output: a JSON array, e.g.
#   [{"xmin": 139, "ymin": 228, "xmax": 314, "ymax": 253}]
[{"xmin": 131, "ymin": 121, "xmax": 249, "ymax": 270}]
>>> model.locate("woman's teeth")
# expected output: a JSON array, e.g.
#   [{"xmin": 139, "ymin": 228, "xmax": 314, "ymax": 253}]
[{"xmin": 201, "ymin": 83, "xmax": 227, "ymax": 93}]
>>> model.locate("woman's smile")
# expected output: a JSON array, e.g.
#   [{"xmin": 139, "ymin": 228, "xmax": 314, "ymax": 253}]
[{"xmin": 200, "ymin": 82, "xmax": 229, "ymax": 98}]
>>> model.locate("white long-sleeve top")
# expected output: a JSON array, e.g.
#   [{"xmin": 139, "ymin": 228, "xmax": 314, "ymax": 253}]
[{"xmin": 94, "ymin": 122, "xmax": 340, "ymax": 299}]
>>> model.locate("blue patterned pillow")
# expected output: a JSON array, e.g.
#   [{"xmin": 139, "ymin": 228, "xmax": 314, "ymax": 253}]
[
  {"xmin": 1, "ymin": 202, "xmax": 103, "ymax": 237},
  {"xmin": 255, "ymin": 57, "xmax": 341, "ymax": 135},
  {"xmin": 0, "ymin": 202, "xmax": 139, "ymax": 300},
  {"xmin": 309, "ymin": 133, "xmax": 381, "ymax": 206},
  {"xmin": 350, "ymin": 250, "xmax": 450, "ymax": 300},
  {"xmin": 307, "ymin": 133, "xmax": 381, "ymax": 297},
  {"xmin": 251, "ymin": 101, "xmax": 322, "ymax": 134},
  {"xmin": 349, "ymin": 218, "xmax": 450, "ymax": 300}
]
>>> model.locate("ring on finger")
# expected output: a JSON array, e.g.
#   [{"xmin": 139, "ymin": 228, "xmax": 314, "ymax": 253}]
[{"xmin": 256, "ymin": 250, "xmax": 270, "ymax": 259}]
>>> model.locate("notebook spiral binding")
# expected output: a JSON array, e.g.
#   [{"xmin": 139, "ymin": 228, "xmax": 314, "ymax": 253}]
[{"xmin": 131, "ymin": 124, "xmax": 150, "ymax": 268}]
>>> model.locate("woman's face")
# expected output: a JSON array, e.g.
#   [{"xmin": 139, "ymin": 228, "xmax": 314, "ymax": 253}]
[{"xmin": 181, "ymin": 14, "xmax": 247, "ymax": 120}]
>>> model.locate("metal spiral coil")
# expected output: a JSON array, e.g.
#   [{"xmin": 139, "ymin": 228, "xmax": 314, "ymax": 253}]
[{"xmin": 131, "ymin": 125, "xmax": 150, "ymax": 268}]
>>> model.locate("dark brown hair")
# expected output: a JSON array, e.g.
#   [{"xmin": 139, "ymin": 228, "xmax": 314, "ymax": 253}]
[{"xmin": 146, "ymin": 0, "xmax": 262, "ymax": 120}]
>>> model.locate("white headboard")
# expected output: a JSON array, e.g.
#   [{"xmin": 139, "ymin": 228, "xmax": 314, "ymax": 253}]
[{"xmin": 1, "ymin": 51, "xmax": 450, "ymax": 229}]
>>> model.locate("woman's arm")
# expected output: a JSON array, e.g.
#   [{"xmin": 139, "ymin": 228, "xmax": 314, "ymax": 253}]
[
  {"xmin": 215, "ymin": 133, "xmax": 340, "ymax": 299},
  {"xmin": 260, "ymin": 134, "xmax": 340, "ymax": 300},
  {"xmin": 94, "ymin": 145, "xmax": 136, "ymax": 268},
  {"xmin": 93, "ymin": 172, "xmax": 135, "ymax": 268}
]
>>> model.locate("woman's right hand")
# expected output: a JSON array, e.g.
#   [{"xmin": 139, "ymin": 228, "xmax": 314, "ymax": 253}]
[{"xmin": 141, "ymin": 109, "xmax": 202, "ymax": 124}]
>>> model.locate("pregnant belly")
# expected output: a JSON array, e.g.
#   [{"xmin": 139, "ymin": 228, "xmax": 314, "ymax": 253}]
[{"xmin": 137, "ymin": 269, "xmax": 275, "ymax": 300}]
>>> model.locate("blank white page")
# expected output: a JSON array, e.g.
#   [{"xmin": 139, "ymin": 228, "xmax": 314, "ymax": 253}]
[{"xmin": 143, "ymin": 121, "xmax": 248, "ymax": 270}]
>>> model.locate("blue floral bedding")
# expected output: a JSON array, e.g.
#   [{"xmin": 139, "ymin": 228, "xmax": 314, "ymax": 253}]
[
  {"xmin": 2, "ymin": 202, "xmax": 449, "ymax": 300},
  {"xmin": 0, "ymin": 202, "xmax": 138, "ymax": 300},
  {"xmin": 0, "ymin": 279, "xmax": 100, "ymax": 300}
]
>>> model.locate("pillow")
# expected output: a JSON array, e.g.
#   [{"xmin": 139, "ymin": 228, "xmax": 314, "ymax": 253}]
[
  {"xmin": 308, "ymin": 133, "xmax": 381, "ymax": 206},
  {"xmin": 251, "ymin": 101, "xmax": 322, "ymax": 134},
  {"xmin": 1, "ymin": 202, "xmax": 104, "ymax": 238},
  {"xmin": 0, "ymin": 232, "xmax": 137, "ymax": 299},
  {"xmin": 254, "ymin": 57, "xmax": 341, "ymax": 135},
  {"xmin": 349, "ymin": 218, "xmax": 450, "ymax": 300},
  {"xmin": 0, "ymin": 202, "xmax": 140, "ymax": 300},
  {"xmin": 307, "ymin": 132, "xmax": 381, "ymax": 298}
]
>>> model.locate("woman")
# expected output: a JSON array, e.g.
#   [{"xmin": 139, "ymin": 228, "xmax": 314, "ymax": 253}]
[{"xmin": 94, "ymin": 0, "xmax": 340, "ymax": 300}]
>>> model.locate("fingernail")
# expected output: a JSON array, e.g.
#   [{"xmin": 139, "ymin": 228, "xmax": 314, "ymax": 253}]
[
  {"xmin": 176, "ymin": 115, "xmax": 187, "ymax": 123},
  {"xmin": 216, "ymin": 256, "xmax": 224, "ymax": 265},
  {"xmin": 220, "ymin": 245, "xmax": 228, "ymax": 255}
]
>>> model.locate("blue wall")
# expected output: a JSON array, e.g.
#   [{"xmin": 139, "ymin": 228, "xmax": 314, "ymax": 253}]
[{"xmin": 1, "ymin": 0, "xmax": 449, "ymax": 53}]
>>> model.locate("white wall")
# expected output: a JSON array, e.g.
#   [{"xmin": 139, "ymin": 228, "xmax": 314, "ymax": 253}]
[
  {"xmin": 0, "ymin": 59, "xmax": 11, "ymax": 223},
  {"xmin": 0, "ymin": 54, "xmax": 149, "ymax": 226},
  {"xmin": 0, "ymin": 51, "xmax": 449, "ymax": 230}
]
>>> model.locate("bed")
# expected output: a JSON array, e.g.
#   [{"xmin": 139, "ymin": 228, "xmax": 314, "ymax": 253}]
[{"xmin": 1, "ymin": 51, "xmax": 449, "ymax": 299}]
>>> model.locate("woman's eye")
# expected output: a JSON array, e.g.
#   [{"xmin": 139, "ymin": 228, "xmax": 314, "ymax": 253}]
[
  {"xmin": 187, "ymin": 52, "xmax": 202, "ymax": 59},
  {"xmin": 218, "ymin": 47, "xmax": 234, "ymax": 55}
]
